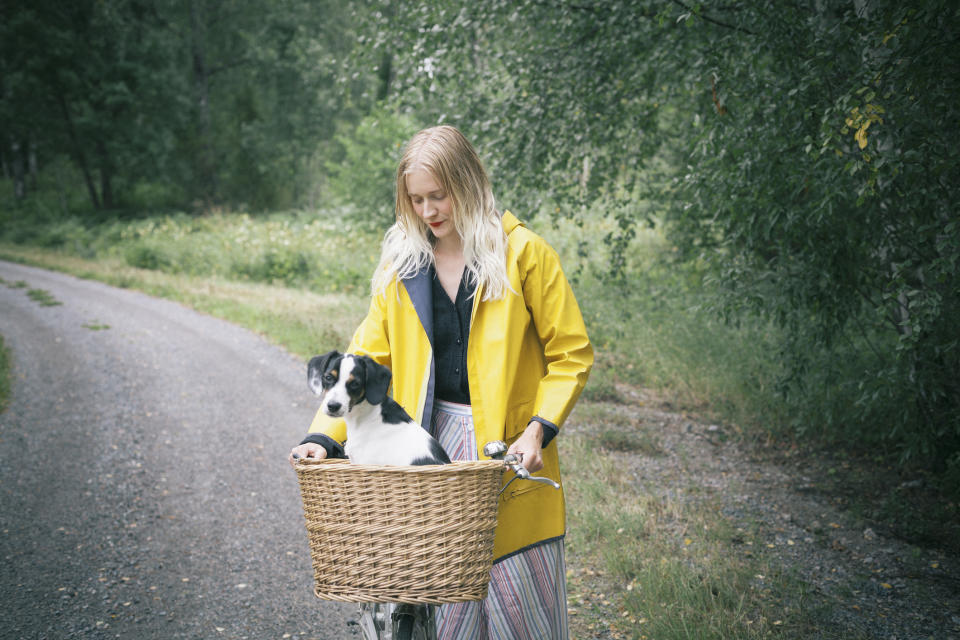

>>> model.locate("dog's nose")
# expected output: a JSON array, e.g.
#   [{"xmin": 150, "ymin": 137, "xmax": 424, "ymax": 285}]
[{"xmin": 325, "ymin": 401, "xmax": 342, "ymax": 414}]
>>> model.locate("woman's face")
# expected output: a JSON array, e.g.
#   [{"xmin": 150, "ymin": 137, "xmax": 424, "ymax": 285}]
[{"xmin": 406, "ymin": 169, "xmax": 455, "ymax": 242}]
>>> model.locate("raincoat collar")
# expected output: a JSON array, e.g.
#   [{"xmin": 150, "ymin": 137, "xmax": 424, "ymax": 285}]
[{"xmin": 402, "ymin": 267, "xmax": 434, "ymax": 347}]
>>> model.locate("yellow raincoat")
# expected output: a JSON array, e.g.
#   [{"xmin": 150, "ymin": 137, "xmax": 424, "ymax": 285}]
[{"xmin": 307, "ymin": 211, "xmax": 593, "ymax": 560}]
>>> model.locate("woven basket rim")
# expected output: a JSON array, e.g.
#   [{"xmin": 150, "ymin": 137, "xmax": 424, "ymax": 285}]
[{"xmin": 294, "ymin": 458, "xmax": 506, "ymax": 472}]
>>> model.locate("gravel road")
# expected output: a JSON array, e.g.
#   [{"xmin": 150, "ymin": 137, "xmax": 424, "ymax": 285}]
[{"xmin": 0, "ymin": 261, "xmax": 355, "ymax": 639}]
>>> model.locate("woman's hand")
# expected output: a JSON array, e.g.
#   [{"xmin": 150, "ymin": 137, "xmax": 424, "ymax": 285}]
[
  {"xmin": 288, "ymin": 442, "xmax": 327, "ymax": 468},
  {"xmin": 507, "ymin": 422, "xmax": 545, "ymax": 472}
]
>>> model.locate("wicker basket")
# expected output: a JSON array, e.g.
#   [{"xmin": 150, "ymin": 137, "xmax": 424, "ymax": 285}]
[{"xmin": 294, "ymin": 458, "xmax": 505, "ymax": 604}]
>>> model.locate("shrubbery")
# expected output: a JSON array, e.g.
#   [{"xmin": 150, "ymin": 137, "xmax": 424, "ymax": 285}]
[{"xmin": 0, "ymin": 209, "xmax": 378, "ymax": 295}]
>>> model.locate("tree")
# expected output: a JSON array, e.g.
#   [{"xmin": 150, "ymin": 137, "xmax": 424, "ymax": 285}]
[
  {"xmin": 2, "ymin": 0, "xmax": 183, "ymax": 210},
  {"xmin": 1, "ymin": 0, "xmax": 362, "ymax": 212},
  {"xmin": 355, "ymin": 0, "xmax": 960, "ymax": 466},
  {"xmin": 673, "ymin": 1, "xmax": 960, "ymax": 463}
]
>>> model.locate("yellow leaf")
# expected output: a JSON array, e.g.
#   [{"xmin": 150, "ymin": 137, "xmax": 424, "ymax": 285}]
[
  {"xmin": 856, "ymin": 127, "xmax": 868, "ymax": 149},
  {"xmin": 880, "ymin": 582, "xmax": 893, "ymax": 589}
]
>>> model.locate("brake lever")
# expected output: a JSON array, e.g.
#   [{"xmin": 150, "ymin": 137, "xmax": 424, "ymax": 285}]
[{"xmin": 497, "ymin": 453, "xmax": 560, "ymax": 495}]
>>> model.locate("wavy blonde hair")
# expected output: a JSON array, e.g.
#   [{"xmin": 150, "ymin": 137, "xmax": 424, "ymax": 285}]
[{"xmin": 371, "ymin": 125, "xmax": 511, "ymax": 301}]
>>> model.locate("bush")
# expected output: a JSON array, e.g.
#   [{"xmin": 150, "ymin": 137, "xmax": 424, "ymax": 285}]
[
  {"xmin": 232, "ymin": 248, "xmax": 311, "ymax": 286},
  {"xmin": 124, "ymin": 242, "xmax": 173, "ymax": 271},
  {"xmin": 323, "ymin": 108, "xmax": 419, "ymax": 224}
]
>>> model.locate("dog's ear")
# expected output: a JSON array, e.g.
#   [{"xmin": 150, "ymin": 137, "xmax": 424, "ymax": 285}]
[
  {"xmin": 359, "ymin": 356, "xmax": 392, "ymax": 405},
  {"xmin": 307, "ymin": 350, "xmax": 341, "ymax": 395}
]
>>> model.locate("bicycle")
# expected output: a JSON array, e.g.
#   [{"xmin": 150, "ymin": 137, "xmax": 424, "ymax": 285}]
[{"xmin": 353, "ymin": 439, "xmax": 560, "ymax": 640}]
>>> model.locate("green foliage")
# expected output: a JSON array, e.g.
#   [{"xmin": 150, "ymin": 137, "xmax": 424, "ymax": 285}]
[
  {"xmin": 323, "ymin": 108, "xmax": 420, "ymax": 223},
  {"xmin": 0, "ymin": 0, "xmax": 366, "ymax": 212},
  {"xmin": 352, "ymin": 1, "xmax": 686, "ymax": 250},
  {"xmin": 1, "ymin": 0, "xmax": 184, "ymax": 209},
  {"xmin": 670, "ymin": 1, "xmax": 960, "ymax": 464},
  {"xmin": 1, "ymin": 210, "xmax": 377, "ymax": 295},
  {"xmin": 123, "ymin": 241, "xmax": 174, "ymax": 271}
]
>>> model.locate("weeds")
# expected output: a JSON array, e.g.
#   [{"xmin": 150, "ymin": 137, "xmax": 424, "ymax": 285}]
[
  {"xmin": 26, "ymin": 288, "xmax": 62, "ymax": 307},
  {"xmin": 561, "ymin": 423, "xmax": 805, "ymax": 639}
]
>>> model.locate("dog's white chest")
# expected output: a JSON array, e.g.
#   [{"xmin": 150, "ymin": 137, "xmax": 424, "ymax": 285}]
[{"xmin": 344, "ymin": 416, "xmax": 437, "ymax": 466}]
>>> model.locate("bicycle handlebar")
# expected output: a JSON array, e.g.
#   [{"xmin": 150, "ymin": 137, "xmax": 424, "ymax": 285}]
[{"xmin": 483, "ymin": 440, "xmax": 560, "ymax": 495}]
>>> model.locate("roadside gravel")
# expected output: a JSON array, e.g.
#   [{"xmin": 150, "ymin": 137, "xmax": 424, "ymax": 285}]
[{"xmin": 0, "ymin": 261, "xmax": 355, "ymax": 639}]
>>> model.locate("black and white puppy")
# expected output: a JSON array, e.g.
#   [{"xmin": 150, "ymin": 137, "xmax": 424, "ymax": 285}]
[{"xmin": 307, "ymin": 350, "xmax": 451, "ymax": 466}]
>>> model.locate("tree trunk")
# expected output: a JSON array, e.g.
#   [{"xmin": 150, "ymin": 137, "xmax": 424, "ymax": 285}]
[
  {"xmin": 9, "ymin": 137, "xmax": 25, "ymax": 200},
  {"xmin": 376, "ymin": 2, "xmax": 396, "ymax": 101},
  {"xmin": 376, "ymin": 51, "xmax": 393, "ymax": 101},
  {"xmin": 190, "ymin": 0, "xmax": 217, "ymax": 207},
  {"xmin": 56, "ymin": 91, "xmax": 101, "ymax": 210},
  {"xmin": 97, "ymin": 139, "xmax": 115, "ymax": 210},
  {"xmin": 27, "ymin": 139, "xmax": 38, "ymax": 191}
]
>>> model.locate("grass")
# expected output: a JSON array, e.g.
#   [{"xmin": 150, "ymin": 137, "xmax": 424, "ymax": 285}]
[
  {"xmin": 26, "ymin": 288, "xmax": 62, "ymax": 306},
  {"xmin": 559, "ymin": 411, "xmax": 808, "ymax": 639},
  {"xmin": 0, "ymin": 244, "xmax": 368, "ymax": 360}
]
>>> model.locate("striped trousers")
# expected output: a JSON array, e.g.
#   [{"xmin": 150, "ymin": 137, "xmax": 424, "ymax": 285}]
[{"xmin": 431, "ymin": 400, "xmax": 569, "ymax": 640}]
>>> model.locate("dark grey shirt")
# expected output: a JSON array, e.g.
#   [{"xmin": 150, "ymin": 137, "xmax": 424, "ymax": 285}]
[{"xmin": 431, "ymin": 265, "xmax": 475, "ymax": 404}]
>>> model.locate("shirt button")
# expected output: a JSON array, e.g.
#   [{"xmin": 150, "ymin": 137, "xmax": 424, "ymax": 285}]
[
  {"xmin": 456, "ymin": 338, "xmax": 462, "ymax": 345},
  {"xmin": 455, "ymin": 368, "xmax": 460, "ymax": 374}
]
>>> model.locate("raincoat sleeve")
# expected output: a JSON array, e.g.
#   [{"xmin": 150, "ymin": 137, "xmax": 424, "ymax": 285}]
[
  {"xmin": 303, "ymin": 288, "xmax": 392, "ymax": 446},
  {"xmin": 520, "ymin": 237, "xmax": 594, "ymax": 434}
]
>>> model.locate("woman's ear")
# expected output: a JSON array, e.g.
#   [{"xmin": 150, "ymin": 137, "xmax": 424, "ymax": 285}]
[{"xmin": 360, "ymin": 356, "xmax": 392, "ymax": 405}]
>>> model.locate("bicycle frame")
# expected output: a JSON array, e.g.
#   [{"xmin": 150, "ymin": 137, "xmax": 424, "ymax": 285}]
[{"xmin": 358, "ymin": 602, "xmax": 437, "ymax": 640}]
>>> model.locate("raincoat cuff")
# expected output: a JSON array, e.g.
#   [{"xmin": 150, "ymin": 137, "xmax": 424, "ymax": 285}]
[
  {"xmin": 299, "ymin": 433, "xmax": 347, "ymax": 459},
  {"xmin": 529, "ymin": 416, "xmax": 559, "ymax": 448}
]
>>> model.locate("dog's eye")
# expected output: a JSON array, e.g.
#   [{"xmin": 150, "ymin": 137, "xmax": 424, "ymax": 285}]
[
  {"xmin": 346, "ymin": 380, "xmax": 361, "ymax": 392},
  {"xmin": 322, "ymin": 373, "xmax": 335, "ymax": 384}
]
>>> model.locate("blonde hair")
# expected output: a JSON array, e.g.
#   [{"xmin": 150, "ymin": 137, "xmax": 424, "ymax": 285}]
[{"xmin": 371, "ymin": 125, "xmax": 510, "ymax": 301}]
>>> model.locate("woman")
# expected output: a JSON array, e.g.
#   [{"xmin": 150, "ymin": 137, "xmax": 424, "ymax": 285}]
[{"xmin": 288, "ymin": 125, "xmax": 593, "ymax": 639}]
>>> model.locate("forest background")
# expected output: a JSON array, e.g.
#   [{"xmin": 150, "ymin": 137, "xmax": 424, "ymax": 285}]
[
  {"xmin": 2, "ymin": 0, "xmax": 959, "ymax": 612},
  {"xmin": 3, "ymin": 1, "xmax": 959, "ymax": 636}
]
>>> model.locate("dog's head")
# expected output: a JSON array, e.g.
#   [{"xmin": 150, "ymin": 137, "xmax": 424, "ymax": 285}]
[{"xmin": 307, "ymin": 351, "xmax": 392, "ymax": 417}]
